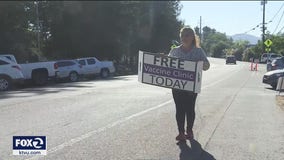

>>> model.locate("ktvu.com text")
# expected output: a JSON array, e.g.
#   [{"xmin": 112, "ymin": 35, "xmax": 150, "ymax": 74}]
[{"xmin": 13, "ymin": 136, "xmax": 47, "ymax": 156}]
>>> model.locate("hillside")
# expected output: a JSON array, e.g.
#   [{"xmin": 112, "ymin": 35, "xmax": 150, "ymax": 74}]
[{"xmin": 230, "ymin": 34, "xmax": 260, "ymax": 45}]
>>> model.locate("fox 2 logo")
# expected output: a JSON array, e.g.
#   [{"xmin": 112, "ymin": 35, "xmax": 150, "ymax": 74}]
[{"xmin": 13, "ymin": 136, "xmax": 46, "ymax": 150}]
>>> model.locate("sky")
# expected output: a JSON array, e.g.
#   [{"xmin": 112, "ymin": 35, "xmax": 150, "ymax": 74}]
[{"xmin": 179, "ymin": 1, "xmax": 284, "ymax": 38}]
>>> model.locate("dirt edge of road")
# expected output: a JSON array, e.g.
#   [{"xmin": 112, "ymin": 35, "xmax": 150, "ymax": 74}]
[{"xmin": 275, "ymin": 95, "xmax": 284, "ymax": 111}]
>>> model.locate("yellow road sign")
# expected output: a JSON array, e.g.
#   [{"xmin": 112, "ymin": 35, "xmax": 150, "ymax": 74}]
[
  {"xmin": 171, "ymin": 44, "xmax": 177, "ymax": 50},
  {"xmin": 264, "ymin": 39, "xmax": 273, "ymax": 47},
  {"xmin": 265, "ymin": 47, "xmax": 271, "ymax": 52}
]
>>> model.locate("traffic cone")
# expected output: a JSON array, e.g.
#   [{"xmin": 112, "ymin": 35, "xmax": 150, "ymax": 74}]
[{"xmin": 255, "ymin": 63, "xmax": 258, "ymax": 71}]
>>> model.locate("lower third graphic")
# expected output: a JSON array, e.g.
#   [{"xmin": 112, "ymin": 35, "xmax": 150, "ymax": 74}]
[{"xmin": 13, "ymin": 136, "xmax": 47, "ymax": 155}]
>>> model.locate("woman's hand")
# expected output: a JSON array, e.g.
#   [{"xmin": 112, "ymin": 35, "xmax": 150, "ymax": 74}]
[
  {"xmin": 198, "ymin": 60, "xmax": 210, "ymax": 71},
  {"xmin": 203, "ymin": 61, "xmax": 210, "ymax": 71}
]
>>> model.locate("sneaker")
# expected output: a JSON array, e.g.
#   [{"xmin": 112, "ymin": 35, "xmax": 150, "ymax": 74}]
[
  {"xmin": 185, "ymin": 130, "xmax": 194, "ymax": 140},
  {"xmin": 176, "ymin": 133, "xmax": 186, "ymax": 141}
]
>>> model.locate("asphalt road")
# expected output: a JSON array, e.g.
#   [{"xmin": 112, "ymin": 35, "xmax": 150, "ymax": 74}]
[{"xmin": 0, "ymin": 58, "xmax": 283, "ymax": 160}]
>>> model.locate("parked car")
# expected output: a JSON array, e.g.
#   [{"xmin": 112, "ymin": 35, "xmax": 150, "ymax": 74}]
[
  {"xmin": 0, "ymin": 57, "xmax": 24, "ymax": 91},
  {"xmin": 0, "ymin": 54, "xmax": 56, "ymax": 85},
  {"xmin": 261, "ymin": 53, "xmax": 270, "ymax": 63},
  {"xmin": 261, "ymin": 53, "xmax": 281, "ymax": 63},
  {"xmin": 268, "ymin": 53, "xmax": 281, "ymax": 63},
  {"xmin": 226, "ymin": 55, "xmax": 236, "ymax": 64},
  {"xmin": 76, "ymin": 57, "xmax": 115, "ymax": 78},
  {"xmin": 261, "ymin": 53, "xmax": 268, "ymax": 63},
  {"xmin": 267, "ymin": 57, "xmax": 284, "ymax": 72},
  {"xmin": 54, "ymin": 60, "xmax": 83, "ymax": 82},
  {"xmin": 263, "ymin": 69, "xmax": 284, "ymax": 89}
]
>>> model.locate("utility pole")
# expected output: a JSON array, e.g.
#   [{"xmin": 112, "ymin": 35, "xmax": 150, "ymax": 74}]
[
  {"xmin": 261, "ymin": 0, "xmax": 266, "ymax": 55},
  {"xmin": 199, "ymin": 16, "xmax": 202, "ymax": 43}
]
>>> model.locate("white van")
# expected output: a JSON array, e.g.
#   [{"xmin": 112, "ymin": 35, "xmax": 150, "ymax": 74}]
[
  {"xmin": 261, "ymin": 53, "xmax": 269, "ymax": 63},
  {"xmin": 261, "ymin": 53, "xmax": 281, "ymax": 63}
]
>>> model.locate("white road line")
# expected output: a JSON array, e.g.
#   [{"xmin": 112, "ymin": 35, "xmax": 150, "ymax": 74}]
[
  {"xmin": 25, "ymin": 100, "xmax": 173, "ymax": 160},
  {"xmin": 203, "ymin": 70, "xmax": 253, "ymax": 150},
  {"xmin": 25, "ymin": 64, "xmax": 244, "ymax": 160},
  {"xmin": 202, "ymin": 65, "xmax": 244, "ymax": 90}
]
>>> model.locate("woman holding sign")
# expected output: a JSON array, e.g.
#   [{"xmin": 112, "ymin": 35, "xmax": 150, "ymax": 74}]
[{"xmin": 169, "ymin": 27, "xmax": 210, "ymax": 141}]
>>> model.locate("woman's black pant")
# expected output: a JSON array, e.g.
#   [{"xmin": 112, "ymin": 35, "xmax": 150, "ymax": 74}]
[{"xmin": 172, "ymin": 89, "xmax": 198, "ymax": 133}]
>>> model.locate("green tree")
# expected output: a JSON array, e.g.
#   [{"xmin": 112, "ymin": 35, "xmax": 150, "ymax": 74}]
[
  {"xmin": 243, "ymin": 48, "xmax": 255, "ymax": 61},
  {"xmin": 0, "ymin": 1, "xmax": 36, "ymax": 62},
  {"xmin": 201, "ymin": 26, "xmax": 232, "ymax": 57},
  {"xmin": 270, "ymin": 35, "xmax": 284, "ymax": 55},
  {"xmin": 0, "ymin": 1, "xmax": 183, "ymax": 72},
  {"xmin": 43, "ymin": 1, "xmax": 183, "ymax": 64},
  {"xmin": 231, "ymin": 40, "xmax": 249, "ymax": 61},
  {"xmin": 211, "ymin": 41, "xmax": 229, "ymax": 58}
]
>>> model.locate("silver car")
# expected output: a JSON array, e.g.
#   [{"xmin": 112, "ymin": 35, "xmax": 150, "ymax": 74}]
[
  {"xmin": 54, "ymin": 60, "xmax": 83, "ymax": 82},
  {"xmin": 267, "ymin": 57, "xmax": 284, "ymax": 72}
]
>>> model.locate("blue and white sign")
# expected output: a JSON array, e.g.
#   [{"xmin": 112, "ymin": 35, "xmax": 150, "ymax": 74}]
[
  {"xmin": 138, "ymin": 51, "xmax": 203, "ymax": 93},
  {"xmin": 13, "ymin": 136, "xmax": 47, "ymax": 155}
]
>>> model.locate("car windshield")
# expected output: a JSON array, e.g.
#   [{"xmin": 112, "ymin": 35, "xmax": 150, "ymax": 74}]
[
  {"xmin": 0, "ymin": 59, "xmax": 9, "ymax": 65},
  {"xmin": 1, "ymin": 1, "xmax": 284, "ymax": 160},
  {"xmin": 270, "ymin": 55, "xmax": 279, "ymax": 58},
  {"xmin": 4, "ymin": 56, "xmax": 12, "ymax": 61}
]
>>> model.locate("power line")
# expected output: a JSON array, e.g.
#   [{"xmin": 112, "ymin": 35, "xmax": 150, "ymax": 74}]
[
  {"xmin": 243, "ymin": 2, "xmax": 284, "ymax": 35},
  {"xmin": 272, "ymin": 10, "xmax": 284, "ymax": 34},
  {"xmin": 278, "ymin": 25, "xmax": 284, "ymax": 34},
  {"xmin": 270, "ymin": 2, "xmax": 284, "ymax": 22},
  {"xmin": 244, "ymin": 23, "xmax": 262, "ymax": 34}
]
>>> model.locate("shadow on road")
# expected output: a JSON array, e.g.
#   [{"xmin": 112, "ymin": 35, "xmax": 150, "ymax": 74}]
[
  {"xmin": 87, "ymin": 75, "xmax": 135, "ymax": 82},
  {"xmin": 0, "ymin": 87, "xmax": 75, "ymax": 99},
  {"xmin": 0, "ymin": 82, "xmax": 86, "ymax": 99},
  {"xmin": 265, "ymin": 87, "xmax": 284, "ymax": 93},
  {"xmin": 177, "ymin": 139, "xmax": 216, "ymax": 160},
  {"xmin": 265, "ymin": 87, "xmax": 277, "ymax": 91},
  {"xmin": 0, "ymin": 75, "xmax": 136, "ymax": 99}
]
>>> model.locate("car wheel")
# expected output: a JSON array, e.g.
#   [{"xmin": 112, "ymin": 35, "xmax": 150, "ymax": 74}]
[
  {"xmin": 69, "ymin": 72, "xmax": 79, "ymax": 82},
  {"xmin": 33, "ymin": 71, "xmax": 48, "ymax": 85},
  {"xmin": 271, "ymin": 84, "xmax": 277, "ymax": 90},
  {"xmin": 0, "ymin": 76, "xmax": 11, "ymax": 91},
  {"xmin": 100, "ymin": 69, "xmax": 110, "ymax": 78}
]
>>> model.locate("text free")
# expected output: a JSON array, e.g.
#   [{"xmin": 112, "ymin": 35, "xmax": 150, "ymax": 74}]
[{"xmin": 154, "ymin": 56, "xmax": 185, "ymax": 69}]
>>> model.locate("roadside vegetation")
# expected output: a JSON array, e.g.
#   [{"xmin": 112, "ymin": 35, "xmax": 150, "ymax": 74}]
[
  {"xmin": 0, "ymin": 1, "xmax": 183, "ymax": 75},
  {"xmin": 1, "ymin": 1, "xmax": 284, "ymax": 75},
  {"xmin": 195, "ymin": 26, "xmax": 284, "ymax": 62}
]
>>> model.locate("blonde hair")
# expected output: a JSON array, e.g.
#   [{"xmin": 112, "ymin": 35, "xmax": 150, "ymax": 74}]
[{"xmin": 179, "ymin": 27, "xmax": 201, "ymax": 48}]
